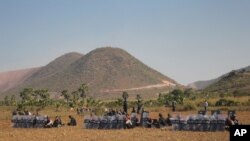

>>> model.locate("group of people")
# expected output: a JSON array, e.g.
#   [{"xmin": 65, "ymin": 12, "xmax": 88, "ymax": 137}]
[
  {"xmin": 44, "ymin": 115, "xmax": 77, "ymax": 128},
  {"xmin": 12, "ymin": 106, "xmax": 240, "ymax": 131},
  {"xmin": 12, "ymin": 109, "xmax": 77, "ymax": 128},
  {"xmin": 44, "ymin": 116, "xmax": 63, "ymax": 128},
  {"xmin": 144, "ymin": 113, "xmax": 172, "ymax": 128},
  {"xmin": 123, "ymin": 109, "xmax": 173, "ymax": 129}
]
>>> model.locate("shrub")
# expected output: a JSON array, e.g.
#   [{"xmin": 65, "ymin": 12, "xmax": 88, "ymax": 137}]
[
  {"xmin": 241, "ymin": 99, "xmax": 250, "ymax": 106},
  {"xmin": 190, "ymin": 96, "xmax": 196, "ymax": 100},
  {"xmin": 182, "ymin": 102, "xmax": 197, "ymax": 111},
  {"xmin": 215, "ymin": 99, "xmax": 240, "ymax": 106}
]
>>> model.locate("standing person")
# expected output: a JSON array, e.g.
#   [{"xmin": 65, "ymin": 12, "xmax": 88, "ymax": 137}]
[
  {"xmin": 136, "ymin": 97, "xmax": 142, "ymax": 114},
  {"xmin": 140, "ymin": 108, "xmax": 144, "ymax": 126},
  {"xmin": 172, "ymin": 101, "xmax": 176, "ymax": 112},
  {"xmin": 204, "ymin": 100, "xmax": 208, "ymax": 112}
]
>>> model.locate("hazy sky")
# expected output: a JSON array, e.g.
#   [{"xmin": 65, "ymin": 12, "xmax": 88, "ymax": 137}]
[{"xmin": 0, "ymin": 0, "xmax": 250, "ymax": 85}]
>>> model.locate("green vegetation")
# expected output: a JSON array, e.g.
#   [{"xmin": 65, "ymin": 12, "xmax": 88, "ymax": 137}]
[
  {"xmin": 181, "ymin": 102, "xmax": 197, "ymax": 111},
  {"xmin": 205, "ymin": 70, "xmax": 250, "ymax": 95},
  {"xmin": 215, "ymin": 99, "xmax": 240, "ymax": 106},
  {"xmin": 2, "ymin": 85, "xmax": 250, "ymax": 114},
  {"xmin": 158, "ymin": 89, "xmax": 184, "ymax": 106}
]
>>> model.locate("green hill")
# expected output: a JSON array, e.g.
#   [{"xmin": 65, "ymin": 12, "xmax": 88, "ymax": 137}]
[
  {"xmin": 25, "ymin": 52, "xmax": 83, "ymax": 82},
  {"xmin": 3, "ymin": 47, "xmax": 178, "ymax": 99},
  {"xmin": 189, "ymin": 66, "xmax": 250, "ymax": 90},
  {"xmin": 204, "ymin": 67, "xmax": 250, "ymax": 95}
]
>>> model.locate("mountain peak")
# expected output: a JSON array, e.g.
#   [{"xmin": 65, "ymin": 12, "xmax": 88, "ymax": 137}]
[
  {"xmin": 1, "ymin": 48, "xmax": 178, "ymax": 99},
  {"xmin": 48, "ymin": 52, "xmax": 83, "ymax": 66}
]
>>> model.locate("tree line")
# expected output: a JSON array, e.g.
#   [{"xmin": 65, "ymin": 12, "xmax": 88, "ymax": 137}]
[{"xmin": 3, "ymin": 87, "xmax": 244, "ymax": 112}]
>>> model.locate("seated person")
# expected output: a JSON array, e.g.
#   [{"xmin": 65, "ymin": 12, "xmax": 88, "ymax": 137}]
[
  {"xmin": 125, "ymin": 114, "xmax": 132, "ymax": 129},
  {"xmin": 158, "ymin": 113, "xmax": 166, "ymax": 126},
  {"xmin": 226, "ymin": 114, "xmax": 239, "ymax": 126},
  {"xmin": 53, "ymin": 116, "xmax": 63, "ymax": 127},
  {"xmin": 152, "ymin": 119, "xmax": 160, "ymax": 128},
  {"xmin": 166, "ymin": 113, "xmax": 172, "ymax": 126},
  {"xmin": 44, "ymin": 116, "xmax": 53, "ymax": 128},
  {"xmin": 135, "ymin": 114, "xmax": 141, "ymax": 126},
  {"xmin": 146, "ymin": 117, "xmax": 153, "ymax": 128},
  {"xmin": 67, "ymin": 115, "xmax": 77, "ymax": 126}
]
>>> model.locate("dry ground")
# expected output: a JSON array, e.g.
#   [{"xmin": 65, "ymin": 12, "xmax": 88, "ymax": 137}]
[{"xmin": 0, "ymin": 107, "xmax": 250, "ymax": 141}]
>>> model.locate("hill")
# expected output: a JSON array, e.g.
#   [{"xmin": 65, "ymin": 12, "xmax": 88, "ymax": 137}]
[
  {"xmin": 0, "ymin": 52, "xmax": 83, "ymax": 98},
  {"xmin": 0, "ymin": 68, "xmax": 40, "ymax": 93},
  {"xmin": 24, "ymin": 52, "xmax": 84, "ymax": 82},
  {"xmin": 1, "ymin": 47, "xmax": 178, "ymax": 99},
  {"xmin": 187, "ymin": 79, "xmax": 218, "ymax": 90},
  {"xmin": 204, "ymin": 67, "xmax": 250, "ymax": 94},
  {"xmin": 188, "ymin": 65, "xmax": 250, "ymax": 90}
]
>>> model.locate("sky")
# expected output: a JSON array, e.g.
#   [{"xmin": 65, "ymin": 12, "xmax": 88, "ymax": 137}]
[{"xmin": 0, "ymin": 0, "xmax": 250, "ymax": 85}]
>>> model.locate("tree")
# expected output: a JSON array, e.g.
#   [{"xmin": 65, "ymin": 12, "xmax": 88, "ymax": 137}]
[
  {"xmin": 10, "ymin": 95, "xmax": 16, "ymax": 106},
  {"xmin": 72, "ymin": 91, "xmax": 80, "ymax": 107},
  {"xmin": 78, "ymin": 83, "xmax": 88, "ymax": 99},
  {"xmin": 115, "ymin": 98, "xmax": 123, "ymax": 106},
  {"xmin": 61, "ymin": 90, "xmax": 70, "ymax": 106},
  {"xmin": 86, "ymin": 97, "xmax": 102, "ymax": 108},
  {"xmin": 157, "ymin": 93, "xmax": 165, "ymax": 105},
  {"xmin": 122, "ymin": 91, "xmax": 128, "ymax": 113},
  {"xmin": 34, "ymin": 89, "xmax": 50, "ymax": 108},
  {"xmin": 122, "ymin": 91, "xmax": 128, "ymax": 100},
  {"xmin": 136, "ymin": 94, "xmax": 142, "ymax": 102},
  {"xmin": 54, "ymin": 101, "xmax": 62, "ymax": 112},
  {"xmin": 4, "ymin": 96, "xmax": 10, "ymax": 106},
  {"xmin": 158, "ymin": 89, "xmax": 185, "ymax": 106},
  {"xmin": 20, "ymin": 88, "xmax": 34, "ymax": 105},
  {"xmin": 171, "ymin": 89, "xmax": 184, "ymax": 104}
]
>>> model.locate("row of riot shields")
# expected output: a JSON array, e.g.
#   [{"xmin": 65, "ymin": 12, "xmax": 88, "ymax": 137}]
[
  {"xmin": 170, "ymin": 114, "xmax": 226, "ymax": 131},
  {"xmin": 12, "ymin": 115, "xmax": 47, "ymax": 128},
  {"xmin": 83, "ymin": 111, "xmax": 153, "ymax": 129},
  {"xmin": 84, "ymin": 115, "xmax": 126, "ymax": 129}
]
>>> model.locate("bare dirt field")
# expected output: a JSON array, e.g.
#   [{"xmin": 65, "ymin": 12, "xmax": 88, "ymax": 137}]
[{"xmin": 0, "ymin": 107, "xmax": 249, "ymax": 141}]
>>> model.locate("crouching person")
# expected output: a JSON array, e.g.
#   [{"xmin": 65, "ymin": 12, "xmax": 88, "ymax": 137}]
[{"xmin": 67, "ymin": 115, "xmax": 77, "ymax": 126}]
